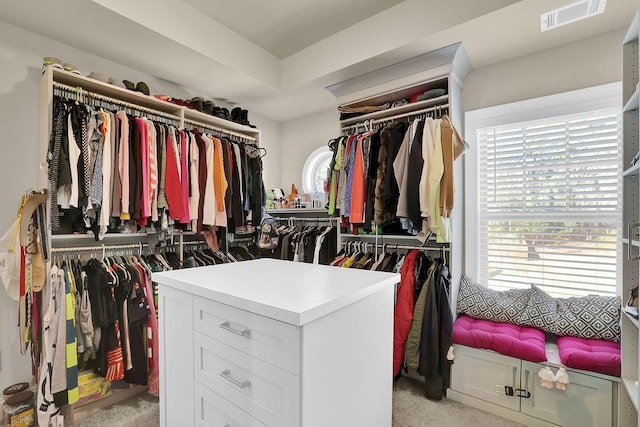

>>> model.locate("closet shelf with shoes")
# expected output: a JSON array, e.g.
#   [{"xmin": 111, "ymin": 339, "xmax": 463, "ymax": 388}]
[{"xmin": 39, "ymin": 65, "xmax": 265, "ymax": 244}]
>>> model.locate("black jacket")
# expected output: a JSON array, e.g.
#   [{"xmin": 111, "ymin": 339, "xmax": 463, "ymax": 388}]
[{"xmin": 418, "ymin": 261, "xmax": 453, "ymax": 400}]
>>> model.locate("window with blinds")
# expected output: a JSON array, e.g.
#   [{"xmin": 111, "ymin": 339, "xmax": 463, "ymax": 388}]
[{"xmin": 477, "ymin": 108, "xmax": 621, "ymax": 298}]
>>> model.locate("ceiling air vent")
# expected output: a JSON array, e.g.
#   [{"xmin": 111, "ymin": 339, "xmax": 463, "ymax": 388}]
[{"xmin": 541, "ymin": 0, "xmax": 607, "ymax": 32}]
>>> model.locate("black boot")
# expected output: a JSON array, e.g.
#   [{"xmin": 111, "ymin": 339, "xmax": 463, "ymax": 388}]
[
  {"xmin": 240, "ymin": 109, "xmax": 249, "ymax": 125},
  {"xmin": 231, "ymin": 107, "xmax": 242, "ymax": 123}
]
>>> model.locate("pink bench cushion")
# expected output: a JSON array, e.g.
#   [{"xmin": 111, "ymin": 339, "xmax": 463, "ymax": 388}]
[
  {"xmin": 453, "ymin": 315, "xmax": 547, "ymax": 362},
  {"xmin": 557, "ymin": 336, "xmax": 621, "ymax": 377}
]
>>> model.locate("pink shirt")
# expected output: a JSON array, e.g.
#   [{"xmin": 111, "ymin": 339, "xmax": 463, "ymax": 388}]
[{"xmin": 178, "ymin": 130, "xmax": 191, "ymax": 224}]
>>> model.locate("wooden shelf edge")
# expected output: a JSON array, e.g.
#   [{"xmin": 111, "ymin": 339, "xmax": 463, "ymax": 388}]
[
  {"xmin": 623, "ymin": 86, "xmax": 640, "ymax": 113},
  {"xmin": 52, "ymin": 68, "xmax": 181, "ymax": 116},
  {"xmin": 623, "ymin": 309, "xmax": 640, "ymax": 328},
  {"xmin": 183, "ymin": 108, "xmax": 260, "ymax": 135},
  {"xmin": 50, "ymin": 68, "xmax": 260, "ymax": 137},
  {"xmin": 623, "ymin": 163, "xmax": 640, "ymax": 177},
  {"xmin": 623, "ymin": 377, "xmax": 639, "ymax": 412}
]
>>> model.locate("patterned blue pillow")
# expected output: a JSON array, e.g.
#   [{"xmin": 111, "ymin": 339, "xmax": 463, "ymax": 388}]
[
  {"xmin": 456, "ymin": 275, "xmax": 530, "ymax": 324},
  {"xmin": 552, "ymin": 293, "xmax": 621, "ymax": 342}
]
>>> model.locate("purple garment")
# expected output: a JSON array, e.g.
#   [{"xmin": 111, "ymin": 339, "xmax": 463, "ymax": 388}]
[{"xmin": 343, "ymin": 135, "xmax": 358, "ymax": 218}]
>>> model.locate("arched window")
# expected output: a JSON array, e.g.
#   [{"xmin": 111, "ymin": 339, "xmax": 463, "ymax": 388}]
[{"xmin": 302, "ymin": 146, "xmax": 332, "ymax": 194}]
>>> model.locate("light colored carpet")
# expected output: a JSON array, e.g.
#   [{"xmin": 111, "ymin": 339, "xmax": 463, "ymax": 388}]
[
  {"xmin": 393, "ymin": 377, "xmax": 526, "ymax": 427},
  {"xmin": 76, "ymin": 393, "xmax": 159, "ymax": 427},
  {"xmin": 77, "ymin": 378, "xmax": 526, "ymax": 427}
]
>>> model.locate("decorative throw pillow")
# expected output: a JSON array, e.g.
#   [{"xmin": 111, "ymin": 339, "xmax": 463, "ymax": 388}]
[
  {"xmin": 518, "ymin": 285, "xmax": 558, "ymax": 331},
  {"xmin": 552, "ymin": 294, "xmax": 621, "ymax": 343},
  {"xmin": 456, "ymin": 275, "xmax": 531, "ymax": 324}
]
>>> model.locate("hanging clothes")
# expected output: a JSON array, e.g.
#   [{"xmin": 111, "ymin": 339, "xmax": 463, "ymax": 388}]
[
  {"xmin": 392, "ymin": 250, "xmax": 419, "ymax": 377},
  {"xmin": 326, "ymin": 109, "xmax": 464, "ymax": 243},
  {"xmin": 47, "ymin": 96, "xmax": 266, "ymax": 240},
  {"xmin": 419, "ymin": 258, "xmax": 453, "ymax": 400}
]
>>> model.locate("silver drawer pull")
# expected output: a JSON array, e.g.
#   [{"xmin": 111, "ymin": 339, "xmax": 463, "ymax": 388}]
[
  {"xmin": 220, "ymin": 369, "xmax": 251, "ymax": 388},
  {"xmin": 219, "ymin": 321, "xmax": 251, "ymax": 338}
]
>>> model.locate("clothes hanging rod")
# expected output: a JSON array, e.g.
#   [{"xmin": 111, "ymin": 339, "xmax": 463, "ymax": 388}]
[
  {"xmin": 341, "ymin": 241, "xmax": 449, "ymax": 252},
  {"xmin": 340, "ymin": 103, "xmax": 449, "ymax": 131},
  {"xmin": 181, "ymin": 240, "xmax": 208, "ymax": 247},
  {"xmin": 52, "ymin": 82, "xmax": 182, "ymax": 122},
  {"xmin": 51, "ymin": 242, "xmax": 146, "ymax": 253},
  {"xmin": 273, "ymin": 216, "xmax": 339, "ymax": 223},
  {"xmin": 184, "ymin": 118, "xmax": 257, "ymax": 142}
]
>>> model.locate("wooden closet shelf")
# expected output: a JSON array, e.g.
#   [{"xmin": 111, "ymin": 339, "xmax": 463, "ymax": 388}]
[
  {"xmin": 339, "ymin": 95, "xmax": 448, "ymax": 126},
  {"xmin": 623, "ymin": 86, "xmax": 640, "ymax": 113}
]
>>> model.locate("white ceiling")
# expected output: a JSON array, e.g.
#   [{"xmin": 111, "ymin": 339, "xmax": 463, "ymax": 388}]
[
  {"xmin": 181, "ymin": 0, "xmax": 405, "ymax": 59},
  {"xmin": 0, "ymin": 0, "xmax": 636, "ymax": 122}
]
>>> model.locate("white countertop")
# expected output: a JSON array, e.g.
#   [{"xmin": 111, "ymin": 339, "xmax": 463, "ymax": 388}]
[{"xmin": 152, "ymin": 259, "xmax": 399, "ymax": 326}]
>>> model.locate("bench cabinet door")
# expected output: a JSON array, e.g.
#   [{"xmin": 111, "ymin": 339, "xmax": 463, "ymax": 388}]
[
  {"xmin": 450, "ymin": 345, "xmax": 521, "ymax": 411},
  {"xmin": 520, "ymin": 361, "xmax": 613, "ymax": 427}
]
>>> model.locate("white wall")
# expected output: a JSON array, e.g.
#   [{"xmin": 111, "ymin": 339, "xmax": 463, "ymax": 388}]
[
  {"xmin": 250, "ymin": 113, "xmax": 282, "ymax": 191},
  {"xmin": 463, "ymin": 27, "xmax": 625, "ymax": 112},
  {"xmin": 279, "ymin": 109, "xmax": 340, "ymax": 192},
  {"xmin": 0, "ymin": 19, "xmax": 281, "ymax": 387}
]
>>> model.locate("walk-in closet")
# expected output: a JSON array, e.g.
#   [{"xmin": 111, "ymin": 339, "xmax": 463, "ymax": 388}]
[{"xmin": 0, "ymin": 1, "xmax": 638, "ymax": 426}]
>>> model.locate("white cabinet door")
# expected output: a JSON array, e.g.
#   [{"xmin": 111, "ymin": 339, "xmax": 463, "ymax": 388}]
[
  {"xmin": 450, "ymin": 345, "xmax": 521, "ymax": 411},
  {"xmin": 159, "ymin": 287, "xmax": 194, "ymax": 427},
  {"xmin": 520, "ymin": 361, "xmax": 613, "ymax": 427}
]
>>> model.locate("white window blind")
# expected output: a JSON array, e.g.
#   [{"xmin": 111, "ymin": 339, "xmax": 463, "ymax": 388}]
[{"xmin": 478, "ymin": 108, "xmax": 621, "ymax": 298}]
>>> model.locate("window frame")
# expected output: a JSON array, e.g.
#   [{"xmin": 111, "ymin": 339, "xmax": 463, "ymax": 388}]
[
  {"xmin": 464, "ymin": 82, "xmax": 622, "ymax": 295},
  {"xmin": 301, "ymin": 146, "xmax": 332, "ymax": 194}
]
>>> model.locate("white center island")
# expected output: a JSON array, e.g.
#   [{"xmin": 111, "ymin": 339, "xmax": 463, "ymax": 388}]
[{"xmin": 153, "ymin": 258, "xmax": 399, "ymax": 427}]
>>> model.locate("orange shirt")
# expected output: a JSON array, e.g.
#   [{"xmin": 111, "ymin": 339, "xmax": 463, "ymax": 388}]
[{"xmin": 212, "ymin": 137, "xmax": 228, "ymax": 227}]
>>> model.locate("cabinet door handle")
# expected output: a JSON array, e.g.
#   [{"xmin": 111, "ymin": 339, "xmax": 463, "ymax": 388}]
[
  {"xmin": 516, "ymin": 369, "xmax": 532, "ymax": 398},
  {"xmin": 220, "ymin": 369, "xmax": 251, "ymax": 388},
  {"xmin": 219, "ymin": 321, "xmax": 251, "ymax": 338},
  {"xmin": 512, "ymin": 367, "xmax": 517, "ymax": 390}
]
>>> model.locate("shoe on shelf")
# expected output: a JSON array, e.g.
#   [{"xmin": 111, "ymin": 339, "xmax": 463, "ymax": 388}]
[
  {"xmin": 63, "ymin": 62, "xmax": 82, "ymax": 75},
  {"xmin": 204, "ymin": 100, "xmax": 215, "ymax": 115},
  {"xmin": 190, "ymin": 97, "xmax": 204, "ymax": 112},
  {"xmin": 231, "ymin": 107, "xmax": 242, "ymax": 123},
  {"xmin": 135, "ymin": 81, "xmax": 150, "ymax": 96},
  {"xmin": 122, "ymin": 80, "xmax": 150, "ymax": 96},
  {"xmin": 87, "ymin": 72, "xmax": 118, "ymax": 85},
  {"xmin": 240, "ymin": 109, "xmax": 249, "ymax": 126},
  {"xmin": 213, "ymin": 107, "xmax": 226, "ymax": 119},
  {"xmin": 42, "ymin": 57, "xmax": 63, "ymax": 73}
]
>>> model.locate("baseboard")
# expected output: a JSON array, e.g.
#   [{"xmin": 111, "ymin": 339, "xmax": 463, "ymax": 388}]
[{"xmin": 447, "ymin": 389, "xmax": 558, "ymax": 427}]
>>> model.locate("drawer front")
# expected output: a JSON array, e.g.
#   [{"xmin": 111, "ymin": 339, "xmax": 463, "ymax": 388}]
[
  {"xmin": 195, "ymin": 332, "xmax": 300, "ymax": 427},
  {"xmin": 520, "ymin": 361, "xmax": 613, "ymax": 427},
  {"xmin": 193, "ymin": 296, "xmax": 300, "ymax": 374},
  {"xmin": 195, "ymin": 381, "xmax": 267, "ymax": 427}
]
